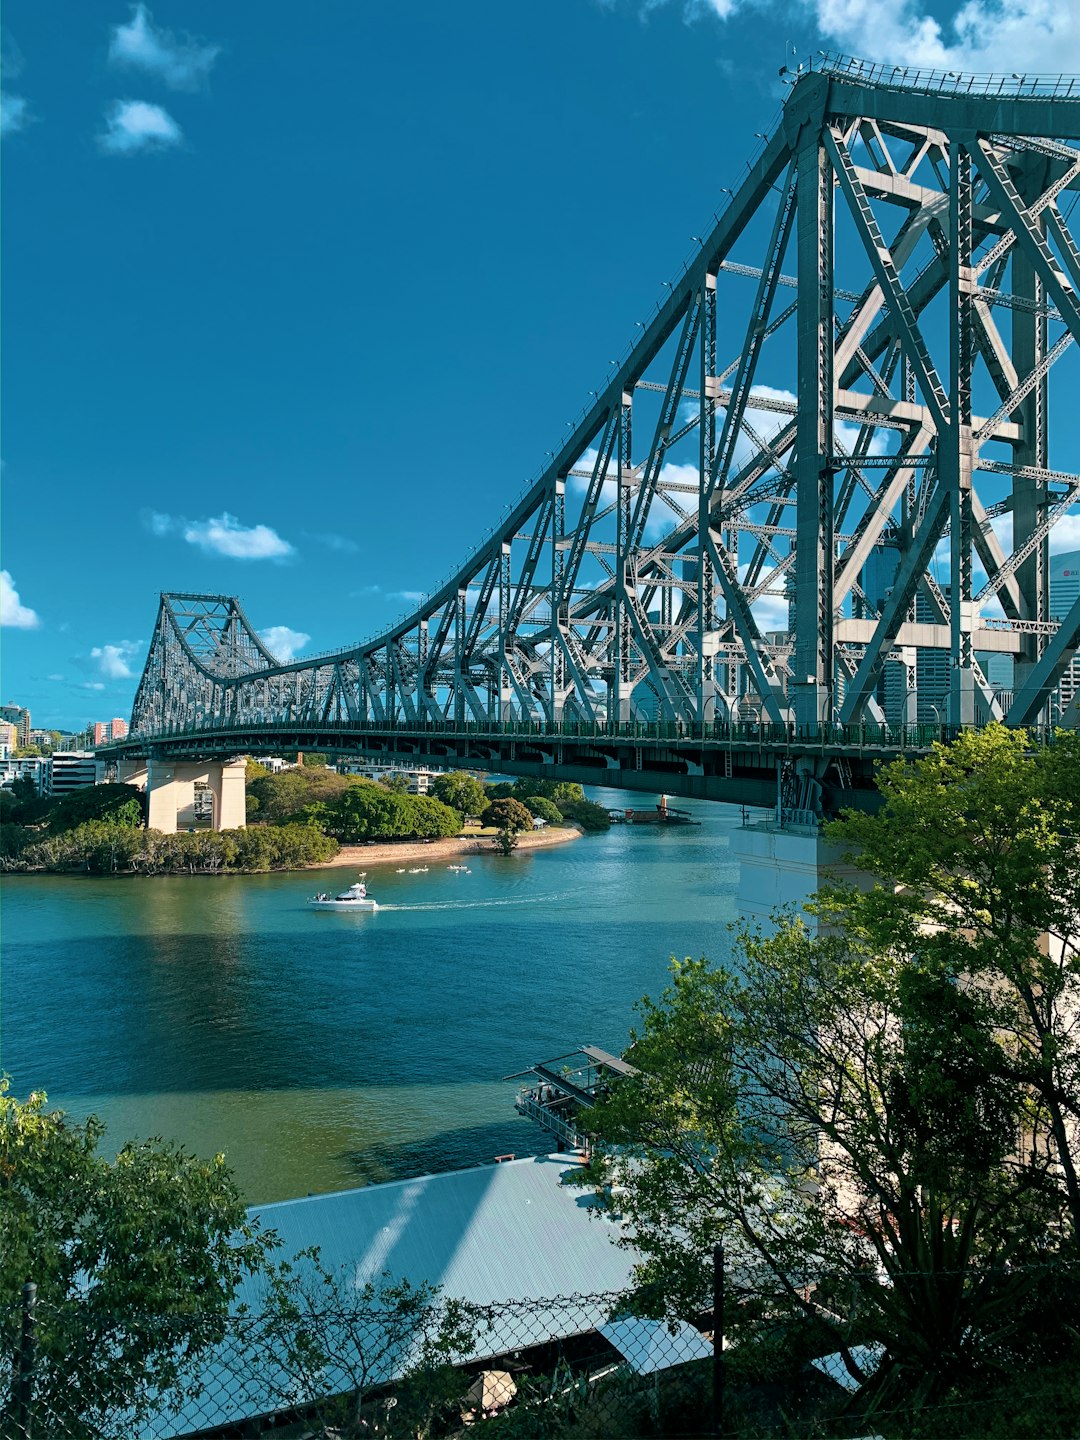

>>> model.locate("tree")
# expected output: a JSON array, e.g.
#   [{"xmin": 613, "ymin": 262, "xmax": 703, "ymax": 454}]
[
  {"xmin": 45, "ymin": 782, "xmax": 144, "ymax": 835},
  {"xmin": 581, "ymin": 727, "xmax": 1080, "ymax": 1410},
  {"xmin": 247, "ymin": 766, "xmax": 353, "ymax": 822},
  {"xmin": 258, "ymin": 1250, "xmax": 478, "ymax": 1438},
  {"xmin": 301, "ymin": 751, "xmax": 329, "ymax": 768},
  {"xmin": 826, "ymin": 724, "xmax": 1080, "ymax": 1239},
  {"xmin": 431, "ymin": 771, "xmax": 487, "ymax": 819},
  {"xmin": 557, "ymin": 797, "xmax": 611, "ymax": 832},
  {"xmin": 522, "ymin": 795, "xmax": 563, "ymax": 825},
  {"xmin": 0, "ymin": 1084, "xmax": 275, "ymax": 1437},
  {"xmin": 379, "ymin": 771, "xmax": 411, "ymax": 793},
  {"xmin": 492, "ymin": 827, "xmax": 519, "ymax": 855},
  {"xmin": 245, "ymin": 758, "xmax": 272, "ymax": 782},
  {"xmin": 484, "ymin": 797, "xmax": 533, "ymax": 834},
  {"xmin": 512, "ymin": 778, "xmax": 583, "ymax": 810}
]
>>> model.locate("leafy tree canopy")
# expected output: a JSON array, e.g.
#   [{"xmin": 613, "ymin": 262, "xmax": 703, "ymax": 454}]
[
  {"xmin": 301, "ymin": 752, "xmax": 329, "ymax": 768},
  {"xmin": 0, "ymin": 1083, "xmax": 275, "ymax": 1434},
  {"xmin": 582, "ymin": 726, "xmax": 1080, "ymax": 1409},
  {"xmin": 431, "ymin": 771, "xmax": 487, "ymax": 818},
  {"xmin": 522, "ymin": 796, "xmax": 563, "ymax": 824},
  {"xmin": 511, "ymin": 778, "xmax": 584, "ymax": 809},
  {"xmin": 485, "ymin": 797, "xmax": 534, "ymax": 834},
  {"xmin": 247, "ymin": 766, "xmax": 353, "ymax": 822}
]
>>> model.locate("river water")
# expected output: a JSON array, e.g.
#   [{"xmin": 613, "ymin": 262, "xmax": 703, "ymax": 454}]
[{"xmin": 1, "ymin": 788, "xmax": 742, "ymax": 1203}]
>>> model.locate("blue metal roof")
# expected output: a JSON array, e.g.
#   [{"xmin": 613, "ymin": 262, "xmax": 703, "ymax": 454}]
[
  {"xmin": 157, "ymin": 1155, "xmax": 639, "ymax": 1437},
  {"xmin": 242, "ymin": 1152, "xmax": 636, "ymax": 1309}
]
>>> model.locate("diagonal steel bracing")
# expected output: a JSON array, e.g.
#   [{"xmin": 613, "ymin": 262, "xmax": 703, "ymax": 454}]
[{"xmin": 130, "ymin": 60, "xmax": 1080, "ymax": 750}]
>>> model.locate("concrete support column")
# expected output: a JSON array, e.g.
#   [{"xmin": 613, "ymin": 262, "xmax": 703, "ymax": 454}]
[
  {"xmin": 146, "ymin": 761, "xmax": 197, "ymax": 835},
  {"xmin": 209, "ymin": 758, "xmax": 247, "ymax": 831},
  {"xmin": 117, "ymin": 758, "xmax": 148, "ymax": 789},
  {"xmin": 731, "ymin": 822, "xmax": 869, "ymax": 934}
]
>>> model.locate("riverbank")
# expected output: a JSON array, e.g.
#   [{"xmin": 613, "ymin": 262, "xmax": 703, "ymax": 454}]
[{"xmin": 328, "ymin": 824, "xmax": 584, "ymax": 869}]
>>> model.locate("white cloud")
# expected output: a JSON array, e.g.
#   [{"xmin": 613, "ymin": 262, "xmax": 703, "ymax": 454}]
[
  {"xmin": 99, "ymin": 99, "xmax": 182, "ymax": 155},
  {"xmin": 147, "ymin": 510, "xmax": 175, "ymax": 536},
  {"xmin": 1, "ymin": 94, "xmax": 28, "ymax": 136},
  {"xmin": 150, "ymin": 510, "xmax": 296, "ymax": 560},
  {"xmin": 80, "ymin": 682, "xmax": 107, "ymax": 692},
  {"xmin": 1050, "ymin": 512, "xmax": 1080, "ymax": 554},
  {"xmin": 640, "ymin": 0, "xmax": 1080, "ymax": 76},
  {"xmin": 306, "ymin": 531, "xmax": 360, "ymax": 554},
  {"xmin": 389, "ymin": 589, "xmax": 425, "ymax": 603},
  {"xmin": 811, "ymin": 0, "xmax": 1080, "ymax": 74},
  {"xmin": 90, "ymin": 641, "xmax": 141, "ymax": 680},
  {"xmin": 47, "ymin": 673, "xmax": 64, "ymax": 682},
  {"xmin": 259, "ymin": 625, "xmax": 310, "ymax": 662},
  {"xmin": 108, "ymin": 5, "xmax": 220, "ymax": 90},
  {"xmin": 1, "ymin": 571, "xmax": 40, "ymax": 629}
]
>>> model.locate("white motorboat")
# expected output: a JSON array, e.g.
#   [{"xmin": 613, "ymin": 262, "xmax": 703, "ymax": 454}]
[
  {"xmin": 447, "ymin": 864, "xmax": 471, "ymax": 873},
  {"xmin": 408, "ymin": 866, "xmax": 429, "ymax": 874},
  {"xmin": 309, "ymin": 876, "xmax": 378, "ymax": 912}
]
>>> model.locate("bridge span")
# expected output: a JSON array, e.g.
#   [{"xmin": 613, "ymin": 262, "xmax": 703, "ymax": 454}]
[{"xmin": 112, "ymin": 56, "xmax": 1080, "ymax": 852}]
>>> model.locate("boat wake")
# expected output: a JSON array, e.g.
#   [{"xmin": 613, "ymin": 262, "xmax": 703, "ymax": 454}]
[{"xmin": 376, "ymin": 892, "xmax": 572, "ymax": 913}]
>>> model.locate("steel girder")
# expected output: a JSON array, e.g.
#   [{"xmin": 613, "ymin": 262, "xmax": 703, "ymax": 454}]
[{"xmin": 130, "ymin": 59, "xmax": 1080, "ymax": 744}]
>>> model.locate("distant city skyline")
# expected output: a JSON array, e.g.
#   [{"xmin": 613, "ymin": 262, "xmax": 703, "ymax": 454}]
[{"xmin": 4, "ymin": 2, "xmax": 1080, "ymax": 729}]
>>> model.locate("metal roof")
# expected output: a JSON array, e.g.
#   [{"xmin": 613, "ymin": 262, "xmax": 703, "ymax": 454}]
[
  {"xmin": 157, "ymin": 1155, "xmax": 638, "ymax": 1437},
  {"xmin": 244, "ymin": 1152, "xmax": 636, "ymax": 1309}
]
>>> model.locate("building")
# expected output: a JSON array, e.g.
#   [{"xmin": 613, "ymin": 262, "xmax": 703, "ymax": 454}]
[
  {"xmin": 91, "ymin": 717, "xmax": 129, "ymax": 746},
  {"xmin": 337, "ymin": 761, "xmax": 436, "ymax": 794},
  {"xmin": 48, "ymin": 751, "xmax": 106, "ymax": 795},
  {"xmin": 0, "ymin": 756, "xmax": 49, "ymax": 794},
  {"xmin": 0, "ymin": 705, "xmax": 31, "ymax": 749},
  {"xmin": 1050, "ymin": 550, "xmax": 1080, "ymax": 719},
  {"xmin": 0, "ymin": 721, "xmax": 17, "ymax": 754}
]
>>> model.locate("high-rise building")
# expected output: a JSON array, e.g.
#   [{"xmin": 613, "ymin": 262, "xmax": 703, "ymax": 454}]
[
  {"xmin": 1050, "ymin": 550, "xmax": 1080, "ymax": 717},
  {"xmin": 48, "ymin": 752, "xmax": 106, "ymax": 794},
  {"xmin": 0, "ymin": 705, "xmax": 31, "ymax": 748},
  {"xmin": 91, "ymin": 717, "xmax": 130, "ymax": 746},
  {"xmin": 0, "ymin": 721, "xmax": 18, "ymax": 753}
]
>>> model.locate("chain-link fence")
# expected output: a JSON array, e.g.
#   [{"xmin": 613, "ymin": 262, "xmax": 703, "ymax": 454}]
[
  {"xmin": 3, "ymin": 1259, "xmax": 1078, "ymax": 1439},
  {"xmin": 0, "ymin": 1284, "xmax": 715, "ymax": 1440}
]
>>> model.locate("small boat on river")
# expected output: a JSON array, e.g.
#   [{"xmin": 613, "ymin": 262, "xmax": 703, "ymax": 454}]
[{"xmin": 309, "ymin": 876, "xmax": 378, "ymax": 912}]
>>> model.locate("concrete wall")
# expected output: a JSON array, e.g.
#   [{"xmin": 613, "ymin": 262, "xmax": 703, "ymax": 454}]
[{"xmin": 146, "ymin": 757, "xmax": 246, "ymax": 834}]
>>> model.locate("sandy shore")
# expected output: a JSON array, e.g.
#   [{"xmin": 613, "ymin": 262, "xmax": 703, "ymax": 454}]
[{"xmin": 319, "ymin": 824, "xmax": 583, "ymax": 871}]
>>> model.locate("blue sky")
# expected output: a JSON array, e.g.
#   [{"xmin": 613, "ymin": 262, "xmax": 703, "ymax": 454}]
[{"xmin": 4, "ymin": 0, "xmax": 1080, "ymax": 729}]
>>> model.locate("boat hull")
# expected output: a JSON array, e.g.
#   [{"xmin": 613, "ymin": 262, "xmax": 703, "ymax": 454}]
[{"xmin": 308, "ymin": 899, "xmax": 379, "ymax": 912}]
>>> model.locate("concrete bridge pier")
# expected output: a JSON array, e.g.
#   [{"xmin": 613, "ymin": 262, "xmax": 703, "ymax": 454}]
[
  {"xmin": 146, "ymin": 757, "xmax": 247, "ymax": 834},
  {"xmin": 730, "ymin": 823, "xmax": 869, "ymax": 935},
  {"xmin": 117, "ymin": 758, "xmax": 148, "ymax": 789}
]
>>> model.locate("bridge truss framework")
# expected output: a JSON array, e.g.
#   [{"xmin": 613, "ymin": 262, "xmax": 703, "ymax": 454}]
[{"xmin": 128, "ymin": 59, "xmax": 1080, "ymax": 809}]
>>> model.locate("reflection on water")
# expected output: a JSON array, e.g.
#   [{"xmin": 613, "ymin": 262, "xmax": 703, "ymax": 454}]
[{"xmin": 1, "ymin": 789, "xmax": 741, "ymax": 1203}]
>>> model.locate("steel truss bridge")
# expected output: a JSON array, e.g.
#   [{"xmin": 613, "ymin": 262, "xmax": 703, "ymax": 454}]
[{"xmin": 122, "ymin": 57, "xmax": 1080, "ymax": 816}]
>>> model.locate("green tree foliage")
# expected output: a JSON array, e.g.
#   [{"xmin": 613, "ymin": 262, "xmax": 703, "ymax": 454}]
[
  {"xmin": 582, "ymin": 727, "xmax": 1080, "ymax": 1410},
  {"xmin": 485, "ymin": 797, "xmax": 534, "ymax": 834},
  {"xmin": 378, "ymin": 771, "xmax": 411, "ymax": 793},
  {"xmin": 431, "ymin": 771, "xmax": 487, "ymax": 818},
  {"xmin": 557, "ymin": 797, "xmax": 611, "ymax": 831},
  {"xmin": 247, "ymin": 766, "xmax": 353, "ymax": 822},
  {"xmin": 511, "ymin": 778, "xmax": 584, "ymax": 809},
  {"xmin": 2, "ymin": 823, "xmax": 338, "ymax": 875},
  {"xmin": 0, "ymin": 1083, "xmax": 275, "ymax": 1436},
  {"xmin": 826, "ymin": 724, "xmax": 1080, "ymax": 1239},
  {"xmin": 483, "ymin": 781, "xmax": 516, "ymax": 802},
  {"xmin": 300, "ymin": 751, "xmax": 329, "ymax": 768},
  {"xmin": 245, "ymin": 758, "xmax": 272, "ymax": 782},
  {"xmin": 325, "ymin": 783, "xmax": 460, "ymax": 842},
  {"xmin": 492, "ymin": 827, "xmax": 520, "ymax": 855},
  {"xmin": 522, "ymin": 796, "xmax": 563, "ymax": 825},
  {"xmin": 260, "ymin": 1250, "xmax": 479, "ymax": 1438},
  {"xmin": 45, "ymin": 782, "xmax": 144, "ymax": 834}
]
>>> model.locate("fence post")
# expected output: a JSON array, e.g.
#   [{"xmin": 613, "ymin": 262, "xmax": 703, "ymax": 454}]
[
  {"xmin": 14, "ymin": 1281, "xmax": 36, "ymax": 1440},
  {"xmin": 711, "ymin": 1244, "xmax": 724, "ymax": 1437}
]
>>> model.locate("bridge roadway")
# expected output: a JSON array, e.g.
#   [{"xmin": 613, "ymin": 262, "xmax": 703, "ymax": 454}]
[{"xmin": 101, "ymin": 717, "xmax": 985, "ymax": 816}]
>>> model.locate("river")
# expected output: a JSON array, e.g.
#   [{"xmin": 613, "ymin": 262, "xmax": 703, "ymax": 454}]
[{"xmin": 0, "ymin": 788, "xmax": 743, "ymax": 1203}]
